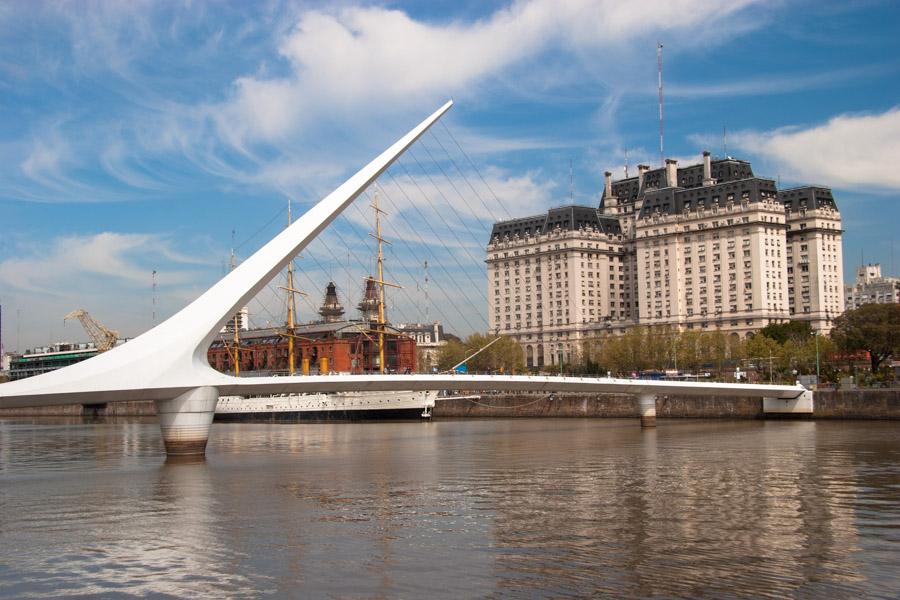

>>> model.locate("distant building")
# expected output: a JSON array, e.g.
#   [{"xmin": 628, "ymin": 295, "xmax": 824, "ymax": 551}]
[
  {"xmin": 487, "ymin": 152, "xmax": 844, "ymax": 368},
  {"xmin": 844, "ymin": 264, "xmax": 900, "ymax": 309},
  {"xmin": 207, "ymin": 280, "xmax": 418, "ymax": 374},
  {"xmin": 220, "ymin": 306, "xmax": 250, "ymax": 334},
  {"xmin": 395, "ymin": 322, "xmax": 447, "ymax": 372},
  {"xmin": 9, "ymin": 342, "xmax": 99, "ymax": 380}
]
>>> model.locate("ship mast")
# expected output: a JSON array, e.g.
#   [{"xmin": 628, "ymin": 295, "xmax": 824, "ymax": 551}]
[
  {"xmin": 230, "ymin": 234, "xmax": 240, "ymax": 377},
  {"xmin": 370, "ymin": 188, "xmax": 400, "ymax": 374},
  {"xmin": 286, "ymin": 200, "xmax": 296, "ymax": 375},
  {"xmin": 279, "ymin": 199, "xmax": 307, "ymax": 376}
]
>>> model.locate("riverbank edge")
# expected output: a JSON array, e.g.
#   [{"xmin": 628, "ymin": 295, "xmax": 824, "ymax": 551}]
[{"xmin": 1, "ymin": 390, "xmax": 898, "ymax": 419}]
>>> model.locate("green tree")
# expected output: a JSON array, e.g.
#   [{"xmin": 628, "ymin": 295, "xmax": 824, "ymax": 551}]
[
  {"xmin": 778, "ymin": 335, "xmax": 835, "ymax": 378},
  {"xmin": 675, "ymin": 330, "xmax": 704, "ymax": 372},
  {"xmin": 831, "ymin": 303, "xmax": 900, "ymax": 372},
  {"xmin": 759, "ymin": 320, "xmax": 813, "ymax": 345},
  {"xmin": 440, "ymin": 333, "xmax": 525, "ymax": 373},
  {"xmin": 436, "ymin": 338, "xmax": 466, "ymax": 371},
  {"xmin": 590, "ymin": 329, "xmax": 639, "ymax": 375},
  {"xmin": 742, "ymin": 334, "xmax": 781, "ymax": 382}
]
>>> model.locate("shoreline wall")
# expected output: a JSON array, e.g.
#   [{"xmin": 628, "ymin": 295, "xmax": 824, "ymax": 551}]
[
  {"xmin": 0, "ymin": 401, "xmax": 157, "ymax": 417},
  {"xmin": 433, "ymin": 393, "xmax": 764, "ymax": 419},
  {"xmin": 433, "ymin": 390, "xmax": 900, "ymax": 419},
  {"xmin": 1, "ymin": 390, "xmax": 898, "ymax": 419}
]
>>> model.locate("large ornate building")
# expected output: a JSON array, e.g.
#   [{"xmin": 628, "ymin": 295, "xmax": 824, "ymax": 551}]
[{"xmin": 487, "ymin": 152, "xmax": 844, "ymax": 368}]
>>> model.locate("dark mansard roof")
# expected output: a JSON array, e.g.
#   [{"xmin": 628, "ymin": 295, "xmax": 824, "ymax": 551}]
[
  {"xmin": 490, "ymin": 204, "xmax": 622, "ymax": 241},
  {"xmin": 605, "ymin": 157, "xmax": 755, "ymax": 206},
  {"xmin": 778, "ymin": 186, "xmax": 838, "ymax": 212},
  {"xmin": 637, "ymin": 177, "xmax": 780, "ymax": 219}
]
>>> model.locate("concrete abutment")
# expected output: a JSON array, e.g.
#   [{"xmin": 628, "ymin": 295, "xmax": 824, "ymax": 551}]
[
  {"xmin": 155, "ymin": 386, "xmax": 218, "ymax": 456},
  {"xmin": 638, "ymin": 393, "xmax": 657, "ymax": 427}
]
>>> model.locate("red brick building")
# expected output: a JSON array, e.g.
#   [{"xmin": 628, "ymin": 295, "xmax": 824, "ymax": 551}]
[
  {"xmin": 208, "ymin": 321, "xmax": 417, "ymax": 375},
  {"xmin": 208, "ymin": 279, "xmax": 418, "ymax": 375}
]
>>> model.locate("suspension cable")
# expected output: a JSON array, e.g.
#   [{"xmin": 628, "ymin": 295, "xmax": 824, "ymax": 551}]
[
  {"xmin": 428, "ymin": 129, "xmax": 502, "ymax": 225},
  {"xmin": 372, "ymin": 181, "xmax": 489, "ymax": 329},
  {"xmin": 439, "ymin": 119, "xmax": 514, "ymax": 220},
  {"xmin": 384, "ymin": 168, "xmax": 489, "ymax": 306},
  {"xmin": 419, "ymin": 138, "xmax": 491, "ymax": 236},
  {"xmin": 401, "ymin": 152, "xmax": 491, "ymax": 276}
]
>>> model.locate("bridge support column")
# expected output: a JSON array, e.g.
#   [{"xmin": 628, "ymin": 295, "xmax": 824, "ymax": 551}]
[
  {"xmin": 637, "ymin": 393, "xmax": 656, "ymax": 427},
  {"xmin": 155, "ymin": 387, "xmax": 218, "ymax": 456}
]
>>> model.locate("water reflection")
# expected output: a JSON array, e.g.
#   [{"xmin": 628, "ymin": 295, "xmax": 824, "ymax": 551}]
[{"xmin": 0, "ymin": 418, "xmax": 898, "ymax": 598}]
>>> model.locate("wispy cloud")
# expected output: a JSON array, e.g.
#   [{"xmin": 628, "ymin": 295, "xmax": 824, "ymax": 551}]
[
  {"xmin": 730, "ymin": 107, "xmax": 900, "ymax": 191},
  {"xmin": 0, "ymin": 231, "xmax": 222, "ymax": 346},
  {"xmin": 208, "ymin": 0, "xmax": 765, "ymax": 146},
  {"xmin": 0, "ymin": 0, "xmax": 773, "ymax": 208},
  {"xmin": 0, "ymin": 232, "xmax": 208, "ymax": 295},
  {"xmin": 666, "ymin": 63, "xmax": 898, "ymax": 99}
]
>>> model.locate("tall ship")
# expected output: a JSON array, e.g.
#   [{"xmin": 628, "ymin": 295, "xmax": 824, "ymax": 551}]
[{"xmin": 210, "ymin": 196, "xmax": 437, "ymax": 422}]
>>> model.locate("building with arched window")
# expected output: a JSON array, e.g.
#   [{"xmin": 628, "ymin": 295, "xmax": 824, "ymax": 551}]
[{"xmin": 487, "ymin": 152, "xmax": 844, "ymax": 368}]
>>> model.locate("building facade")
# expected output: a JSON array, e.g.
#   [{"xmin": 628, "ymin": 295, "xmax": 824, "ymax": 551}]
[
  {"xmin": 8, "ymin": 342, "xmax": 99, "ymax": 380},
  {"xmin": 487, "ymin": 152, "xmax": 844, "ymax": 368},
  {"xmin": 207, "ymin": 280, "xmax": 418, "ymax": 375},
  {"xmin": 395, "ymin": 322, "xmax": 448, "ymax": 372},
  {"xmin": 844, "ymin": 264, "xmax": 900, "ymax": 309}
]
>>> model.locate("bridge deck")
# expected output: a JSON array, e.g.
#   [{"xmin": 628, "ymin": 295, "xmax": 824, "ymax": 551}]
[{"xmin": 0, "ymin": 372, "xmax": 805, "ymax": 409}]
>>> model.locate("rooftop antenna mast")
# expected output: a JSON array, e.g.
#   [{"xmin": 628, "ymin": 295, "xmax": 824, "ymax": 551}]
[
  {"xmin": 152, "ymin": 270, "xmax": 158, "ymax": 324},
  {"xmin": 723, "ymin": 126, "xmax": 728, "ymax": 158},
  {"xmin": 569, "ymin": 158, "xmax": 574, "ymax": 202},
  {"xmin": 657, "ymin": 41, "xmax": 664, "ymax": 168},
  {"xmin": 624, "ymin": 148, "xmax": 629, "ymax": 179}
]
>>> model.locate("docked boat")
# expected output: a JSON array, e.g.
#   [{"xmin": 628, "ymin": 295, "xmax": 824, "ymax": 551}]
[
  {"xmin": 214, "ymin": 390, "xmax": 437, "ymax": 422},
  {"xmin": 210, "ymin": 194, "xmax": 439, "ymax": 423}
]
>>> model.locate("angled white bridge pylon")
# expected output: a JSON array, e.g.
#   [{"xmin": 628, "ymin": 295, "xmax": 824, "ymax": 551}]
[{"xmin": 0, "ymin": 99, "xmax": 807, "ymax": 455}]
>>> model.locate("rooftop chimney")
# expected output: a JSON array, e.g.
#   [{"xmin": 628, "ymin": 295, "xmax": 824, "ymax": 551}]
[
  {"xmin": 603, "ymin": 171, "xmax": 618, "ymax": 214},
  {"xmin": 665, "ymin": 158, "xmax": 678, "ymax": 188},
  {"xmin": 637, "ymin": 164, "xmax": 650, "ymax": 189},
  {"xmin": 702, "ymin": 150, "xmax": 714, "ymax": 186}
]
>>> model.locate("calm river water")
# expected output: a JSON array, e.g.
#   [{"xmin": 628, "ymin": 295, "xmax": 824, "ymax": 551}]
[{"xmin": 1, "ymin": 417, "xmax": 899, "ymax": 598}]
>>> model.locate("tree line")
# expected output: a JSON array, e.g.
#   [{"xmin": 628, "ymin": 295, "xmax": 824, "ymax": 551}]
[{"xmin": 429, "ymin": 304, "xmax": 898, "ymax": 384}]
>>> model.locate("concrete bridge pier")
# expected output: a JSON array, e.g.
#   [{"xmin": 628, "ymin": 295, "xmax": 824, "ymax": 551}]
[
  {"xmin": 637, "ymin": 393, "xmax": 657, "ymax": 427},
  {"xmin": 155, "ymin": 386, "xmax": 218, "ymax": 456}
]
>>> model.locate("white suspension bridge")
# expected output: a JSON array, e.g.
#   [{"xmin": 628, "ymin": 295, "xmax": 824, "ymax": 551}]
[{"xmin": 0, "ymin": 100, "xmax": 809, "ymax": 456}]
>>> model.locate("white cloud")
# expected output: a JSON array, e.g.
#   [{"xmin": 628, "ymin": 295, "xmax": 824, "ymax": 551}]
[
  {"xmin": 0, "ymin": 232, "xmax": 205, "ymax": 295},
  {"xmin": 731, "ymin": 107, "xmax": 900, "ymax": 191},
  {"xmin": 0, "ymin": 0, "xmax": 775, "ymax": 207},
  {"xmin": 211, "ymin": 0, "xmax": 762, "ymax": 146},
  {"xmin": 0, "ymin": 232, "xmax": 223, "ymax": 347}
]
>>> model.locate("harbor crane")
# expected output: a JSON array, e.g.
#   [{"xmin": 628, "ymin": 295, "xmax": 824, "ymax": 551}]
[{"xmin": 64, "ymin": 309, "xmax": 119, "ymax": 352}]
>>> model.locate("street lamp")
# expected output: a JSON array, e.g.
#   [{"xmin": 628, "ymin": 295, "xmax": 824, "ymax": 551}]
[{"xmin": 558, "ymin": 343, "xmax": 563, "ymax": 376}]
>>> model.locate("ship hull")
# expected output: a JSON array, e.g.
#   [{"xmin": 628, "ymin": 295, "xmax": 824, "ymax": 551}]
[
  {"xmin": 214, "ymin": 407, "xmax": 427, "ymax": 423},
  {"xmin": 214, "ymin": 390, "xmax": 436, "ymax": 423}
]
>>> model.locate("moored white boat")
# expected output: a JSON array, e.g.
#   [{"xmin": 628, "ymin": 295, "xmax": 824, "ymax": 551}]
[{"xmin": 214, "ymin": 389, "xmax": 437, "ymax": 422}]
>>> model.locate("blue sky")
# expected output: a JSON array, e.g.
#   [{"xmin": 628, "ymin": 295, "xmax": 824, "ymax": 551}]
[{"xmin": 1, "ymin": 0, "xmax": 899, "ymax": 351}]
